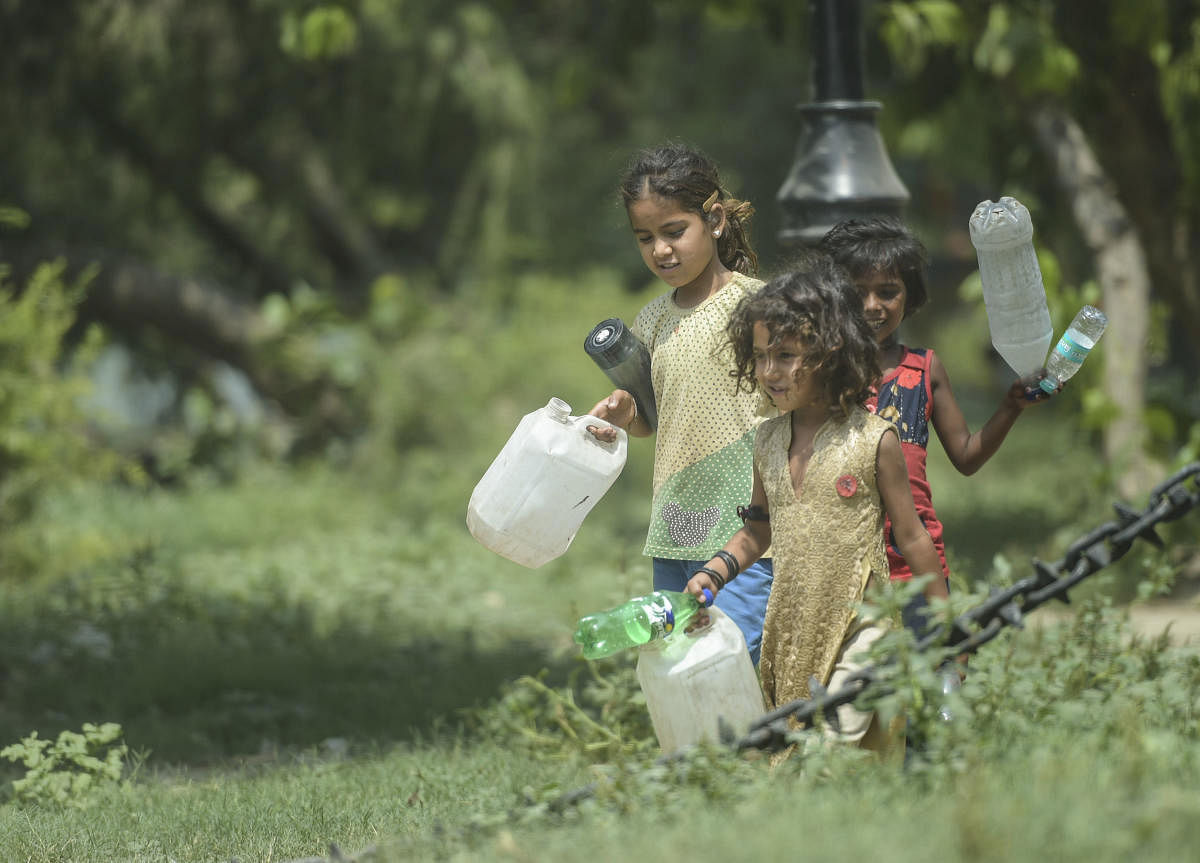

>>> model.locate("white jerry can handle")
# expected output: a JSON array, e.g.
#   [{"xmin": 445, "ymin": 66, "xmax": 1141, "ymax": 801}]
[{"xmin": 578, "ymin": 414, "xmax": 626, "ymax": 451}]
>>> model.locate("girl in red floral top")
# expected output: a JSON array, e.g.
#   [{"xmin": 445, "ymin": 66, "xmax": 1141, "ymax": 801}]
[{"xmin": 819, "ymin": 218, "xmax": 1053, "ymax": 631}]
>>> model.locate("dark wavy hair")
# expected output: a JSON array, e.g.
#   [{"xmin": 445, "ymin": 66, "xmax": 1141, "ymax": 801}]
[
  {"xmin": 727, "ymin": 252, "xmax": 880, "ymax": 419},
  {"xmin": 619, "ymin": 141, "xmax": 758, "ymax": 276},
  {"xmin": 817, "ymin": 217, "xmax": 929, "ymax": 318}
]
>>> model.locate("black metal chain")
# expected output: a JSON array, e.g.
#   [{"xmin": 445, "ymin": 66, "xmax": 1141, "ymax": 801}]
[{"xmin": 737, "ymin": 461, "xmax": 1200, "ymax": 753}]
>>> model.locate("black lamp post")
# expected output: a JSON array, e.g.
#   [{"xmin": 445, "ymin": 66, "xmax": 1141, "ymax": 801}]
[{"xmin": 777, "ymin": 0, "xmax": 910, "ymax": 247}]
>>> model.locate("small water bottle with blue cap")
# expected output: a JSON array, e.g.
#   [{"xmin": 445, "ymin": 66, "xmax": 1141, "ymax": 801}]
[{"xmin": 1040, "ymin": 305, "xmax": 1109, "ymax": 394}]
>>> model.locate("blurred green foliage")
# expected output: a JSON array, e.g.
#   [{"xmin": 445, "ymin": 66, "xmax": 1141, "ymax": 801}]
[
  {"xmin": 0, "ymin": 0, "xmax": 1196, "ymax": 485},
  {"xmin": 0, "ymin": 258, "xmax": 130, "ymax": 570}
]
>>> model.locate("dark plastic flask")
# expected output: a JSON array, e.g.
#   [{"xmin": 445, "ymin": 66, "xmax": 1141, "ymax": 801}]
[{"xmin": 584, "ymin": 318, "xmax": 658, "ymax": 430}]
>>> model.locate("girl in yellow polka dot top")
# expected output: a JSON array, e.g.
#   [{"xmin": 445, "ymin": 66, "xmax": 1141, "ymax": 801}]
[{"xmin": 586, "ymin": 142, "xmax": 774, "ymax": 664}]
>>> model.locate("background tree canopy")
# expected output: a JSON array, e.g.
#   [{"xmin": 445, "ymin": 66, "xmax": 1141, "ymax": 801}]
[{"xmin": 0, "ymin": 0, "xmax": 1197, "ymax": 483}]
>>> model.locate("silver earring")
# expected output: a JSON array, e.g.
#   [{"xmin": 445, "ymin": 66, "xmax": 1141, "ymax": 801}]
[{"xmin": 713, "ymin": 230, "xmax": 721, "ymax": 237}]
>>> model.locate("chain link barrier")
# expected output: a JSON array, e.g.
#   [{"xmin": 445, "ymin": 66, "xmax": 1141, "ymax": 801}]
[{"xmin": 737, "ymin": 461, "xmax": 1200, "ymax": 753}]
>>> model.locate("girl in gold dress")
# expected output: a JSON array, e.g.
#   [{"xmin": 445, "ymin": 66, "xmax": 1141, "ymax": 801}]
[{"xmin": 684, "ymin": 252, "xmax": 948, "ymax": 751}]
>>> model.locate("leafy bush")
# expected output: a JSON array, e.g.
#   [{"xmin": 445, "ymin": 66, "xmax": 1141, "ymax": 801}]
[
  {"xmin": 465, "ymin": 661, "xmax": 658, "ymax": 763},
  {"xmin": 0, "ymin": 722, "xmax": 129, "ymax": 808},
  {"xmin": 0, "ymin": 259, "xmax": 127, "ymax": 571}
]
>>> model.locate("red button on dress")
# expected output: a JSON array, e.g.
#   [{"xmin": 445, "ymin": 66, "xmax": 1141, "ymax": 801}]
[{"xmin": 836, "ymin": 474, "xmax": 858, "ymax": 498}]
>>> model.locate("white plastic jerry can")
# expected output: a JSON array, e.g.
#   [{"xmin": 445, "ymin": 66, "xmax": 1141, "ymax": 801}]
[
  {"xmin": 466, "ymin": 397, "xmax": 627, "ymax": 568},
  {"xmin": 635, "ymin": 606, "xmax": 766, "ymax": 753}
]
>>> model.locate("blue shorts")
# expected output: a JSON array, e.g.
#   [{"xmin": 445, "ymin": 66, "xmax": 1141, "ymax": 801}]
[{"xmin": 652, "ymin": 557, "xmax": 773, "ymax": 665}]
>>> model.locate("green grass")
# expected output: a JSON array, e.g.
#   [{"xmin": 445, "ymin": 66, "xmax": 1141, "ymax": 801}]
[
  {"xmin": 0, "ymin": 469, "xmax": 586, "ymax": 764},
  {"xmin": 0, "ymin": 273, "xmax": 1197, "ymax": 860},
  {"xmin": 0, "ymin": 739, "xmax": 594, "ymax": 861},
  {"xmin": 0, "ymin": 452, "xmax": 1196, "ymax": 862}
]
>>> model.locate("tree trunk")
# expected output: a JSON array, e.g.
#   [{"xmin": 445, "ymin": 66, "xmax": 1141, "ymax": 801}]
[
  {"xmin": 1032, "ymin": 102, "xmax": 1160, "ymax": 501},
  {"xmin": 77, "ymin": 255, "xmax": 264, "ymax": 365},
  {"xmin": 74, "ymin": 253, "xmax": 363, "ymax": 442}
]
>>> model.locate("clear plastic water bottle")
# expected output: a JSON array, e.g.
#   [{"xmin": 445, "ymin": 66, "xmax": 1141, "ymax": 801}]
[
  {"xmin": 1040, "ymin": 305, "xmax": 1109, "ymax": 394},
  {"xmin": 573, "ymin": 589, "xmax": 713, "ymax": 660},
  {"xmin": 968, "ymin": 197, "xmax": 1054, "ymax": 378},
  {"xmin": 937, "ymin": 663, "xmax": 961, "ymax": 723}
]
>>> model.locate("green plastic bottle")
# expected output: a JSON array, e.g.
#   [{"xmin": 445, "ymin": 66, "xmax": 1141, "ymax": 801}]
[{"xmin": 573, "ymin": 589, "xmax": 713, "ymax": 660}]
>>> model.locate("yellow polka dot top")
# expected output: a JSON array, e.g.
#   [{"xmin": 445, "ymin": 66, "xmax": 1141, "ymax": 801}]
[{"xmin": 631, "ymin": 272, "xmax": 772, "ymax": 558}]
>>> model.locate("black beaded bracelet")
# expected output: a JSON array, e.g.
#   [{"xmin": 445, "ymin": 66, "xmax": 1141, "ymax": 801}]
[
  {"xmin": 713, "ymin": 550, "xmax": 741, "ymax": 580},
  {"xmin": 692, "ymin": 565, "xmax": 726, "ymax": 591}
]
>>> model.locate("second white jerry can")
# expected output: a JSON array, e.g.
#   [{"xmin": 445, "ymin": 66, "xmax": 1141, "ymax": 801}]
[
  {"xmin": 467, "ymin": 397, "xmax": 627, "ymax": 568},
  {"xmin": 636, "ymin": 606, "xmax": 766, "ymax": 753}
]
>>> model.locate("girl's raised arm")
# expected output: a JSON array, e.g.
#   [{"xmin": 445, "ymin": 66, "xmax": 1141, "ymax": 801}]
[
  {"xmin": 928, "ymin": 352, "xmax": 1042, "ymax": 476},
  {"xmin": 876, "ymin": 429, "xmax": 949, "ymax": 601}
]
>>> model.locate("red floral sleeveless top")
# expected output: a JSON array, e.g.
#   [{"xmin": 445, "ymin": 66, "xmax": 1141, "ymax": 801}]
[{"xmin": 865, "ymin": 346, "xmax": 950, "ymax": 582}]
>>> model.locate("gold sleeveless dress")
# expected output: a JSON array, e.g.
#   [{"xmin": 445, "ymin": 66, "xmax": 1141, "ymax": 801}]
[{"xmin": 755, "ymin": 407, "xmax": 894, "ymax": 711}]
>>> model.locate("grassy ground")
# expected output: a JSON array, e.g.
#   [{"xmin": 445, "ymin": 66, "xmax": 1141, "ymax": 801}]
[{"xmin": 0, "ymin": 388, "xmax": 1197, "ymax": 860}]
